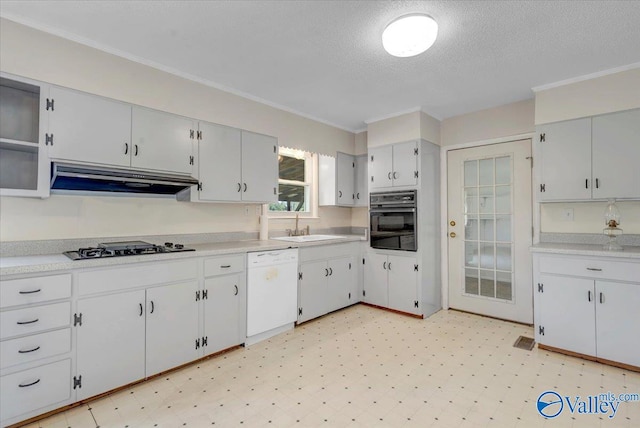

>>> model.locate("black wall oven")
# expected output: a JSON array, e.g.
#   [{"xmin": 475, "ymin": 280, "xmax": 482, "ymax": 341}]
[{"xmin": 369, "ymin": 190, "xmax": 417, "ymax": 251}]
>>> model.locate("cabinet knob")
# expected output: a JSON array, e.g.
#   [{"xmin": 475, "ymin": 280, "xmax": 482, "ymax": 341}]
[{"xmin": 449, "ymin": 232, "xmax": 457, "ymax": 238}]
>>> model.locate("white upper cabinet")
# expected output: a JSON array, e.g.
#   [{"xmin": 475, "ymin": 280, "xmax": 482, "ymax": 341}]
[
  {"xmin": 354, "ymin": 154, "xmax": 368, "ymax": 206},
  {"xmin": 241, "ymin": 130, "xmax": 278, "ymax": 203},
  {"xmin": 536, "ymin": 109, "xmax": 640, "ymax": 201},
  {"xmin": 48, "ymin": 86, "xmax": 131, "ymax": 167},
  {"xmin": 592, "ymin": 109, "xmax": 640, "ymax": 199},
  {"xmin": 198, "ymin": 122, "xmax": 242, "ymax": 201},
  {"xmin": 131, "ymin": 107, "xmax": 195, "ymax": 175},
  {"xmin": 319, "ymin": 152, "xmax": 357, "ymax": 206},
  {"xmin": 369, "ymin": 141, "xmax": 418, "ymax": 190}
]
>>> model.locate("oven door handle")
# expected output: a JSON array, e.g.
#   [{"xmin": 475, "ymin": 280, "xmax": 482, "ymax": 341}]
[{"xmin": 370, "ymin": 208, "xmax": 416, "ymax": 213}]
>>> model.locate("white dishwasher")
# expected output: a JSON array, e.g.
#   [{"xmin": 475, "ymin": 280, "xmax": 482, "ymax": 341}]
[{"xmin": 246, "ymin": 248, "xmax": 298, "ymax": 345}]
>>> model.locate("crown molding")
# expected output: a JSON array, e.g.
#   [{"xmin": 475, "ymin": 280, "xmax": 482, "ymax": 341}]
[{"xmin": 531, "ymin": 62, "xmax": 640, "ymax": 93}]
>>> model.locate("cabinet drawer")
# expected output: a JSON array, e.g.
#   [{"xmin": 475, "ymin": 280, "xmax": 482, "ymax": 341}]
[
  {"xmin": 0, "ymin": 274, "xmax": 71, "ymax": 309},
  {"xmin": 204, "ymin": 254, "xmax": 245, "ymax": 277},
  {"xmin": 538, "ymin": 255, "xmax": 640, "ymax": 282},
  {"xmin": 0, "ymin": 359, "xmax": 71, "ymax": 422},
  {"xmin": 78, "ymin": 259, "xmax": 198, "ymax": 296},
  {"xmin": 0, "ymin": 302, "xmax": 70, "ymax": 340},
  {"xmin": 1, "ymin": 328, "xmax": 71, "ymax": 369}
]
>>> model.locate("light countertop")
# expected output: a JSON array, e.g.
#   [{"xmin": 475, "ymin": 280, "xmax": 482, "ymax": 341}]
[
  {"xmin": 530, "ymin": 242, "xmax": 640, "ymax": 259},
  {"xmin": 1, "ymin": 235, "xmax": 365, "ymax": 277}
]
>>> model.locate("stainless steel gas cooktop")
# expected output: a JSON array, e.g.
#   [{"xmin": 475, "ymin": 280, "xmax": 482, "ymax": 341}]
[{"xmin": 63, "ymin": 240, "xmax": 195, "ymax": 260}]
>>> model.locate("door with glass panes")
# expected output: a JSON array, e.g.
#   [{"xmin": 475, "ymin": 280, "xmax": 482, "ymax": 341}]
[{"xmin": 447, "ymin": 140, "xmax": 533, "ymax": 323}]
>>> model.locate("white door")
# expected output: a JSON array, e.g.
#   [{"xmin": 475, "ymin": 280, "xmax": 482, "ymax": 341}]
[
  {"xmin": 595, "ymin": 280, "xmax": 640, "ymax": 367},
  {"xmin": 241, "ymin": 131, "xmax": 278, "ymax": 203},
  {"xmin": 537, "ymin": 275, "xmax": 596, "ymax": 355},
  {"xmin": 336, "ymin": 153, "xmax": 355, "ymax": 205},
  {"xmin": 204, "ymin": 275, "xmax": 242, "ymax": 355},
  {"xmin": 369, "ymin": 146, "xmax": 393, "ymax": 190},
  {"xmin": 131, "ymin": 107, "xmax": 195, "ymax": 174},
  {"xmin": 327, "ymin": 257, "xmax": 355, "ymax": 312},
  {"xmin": 76, "ymin": 290, "xmax": 145, "ymax": 400},
  {"xmin": 391, "ymin": 141, "xmax": 418, "ymax": 187},
  {"xmin": 298, "ymin": 261, "xmax": 328, "ymax": 323},
  {"xmin": 145, "ymin": 281, "xmax": 199, "ymax": 377},
  {"xmin": 198, "ymin": 123, "xmax": 242, "ymax": 201},
  {"xmin": 48, "ymin": 87, "xmax": 131, "ymax": 167},
  {"xmin": 536, "ymin": 118, "xmax": 591, "ymax": 201},
  {"xmin": 355, "ymin": 154, "xmax": 368, "ymax": 206},
  {"xmin": 447, "ymin": 139, "xmax": 533, "ymax": 323},
  {"xmin": 592, "ymin": 109, "xmax": 640, "ymax": 199},
  {"xmin": 363, "ymin": 253, "xmax": 388, "ymax": 307},
  {"xmin": 387, "ymin": 255, "xmax": 419, "ymax": 314}
]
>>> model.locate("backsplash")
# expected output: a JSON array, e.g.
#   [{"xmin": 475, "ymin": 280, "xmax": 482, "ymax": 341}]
[{"xmin": 540, "ymin": 232, "xmax": 640, "ymax": 247}]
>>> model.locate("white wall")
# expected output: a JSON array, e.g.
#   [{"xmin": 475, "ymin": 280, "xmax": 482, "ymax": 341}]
[
  {"xmin": 0, "ymin": 18, "xmax": 355, "ymax": 241},
  {"xmin": 366, "ymin": 110, "xmax": 440, "ymax": 148}
]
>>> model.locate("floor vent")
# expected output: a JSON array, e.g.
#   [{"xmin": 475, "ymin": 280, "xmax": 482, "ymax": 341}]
[{"xmin": 513, "ymin": 335, "xmax": 535, "ymax": 351}]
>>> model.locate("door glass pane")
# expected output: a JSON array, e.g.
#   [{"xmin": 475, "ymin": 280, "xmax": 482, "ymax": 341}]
[
  {"xmin": 465, "ymin": 268, "xmax": 479, "ymax": 295},
  {"xmin": 479, "ymin": 244, "xmax": 494, "ymax": 269},
  {"xmin": 464, "ymin": 160, "xmax": 477, "ymax": 186},
  {"xmin": 495, "ymin": 185, "xmax": 510, "ymax": 213},
  {"xmin": 464, "ymin": 187, "xmax": 478, "ymax": 213},
  {"xmin": 479, "ymin": 270, "xmax": 495, "ymax": 298},
  {"xmin": 495, "ymin": 156, "xmax": 511, "ymax": 185},
  {"xmin": 496, "ymin": 272, "xmax": 512, "ymax": 301},
  {"xmin": 496, "ymin": 244, "xmax": 512, "ymax": 271},
  {"xmin": 496, "ymin": 215, "xmax": 511, "ymax": 242},
  {"xmin": 479, "ymin": 215, "xmax": 494, "ymax": 241},
  {"xmin": 465, "ymin": 215, "xmax": 478, "ymax": 240},
  {"xmin": 479, "ymin": 159, "xmax": 494, "ymax": 185},
  {"xmin": 479, "ymin": 186, "xmax": 494, "ymax": 214},
  {"xmin": 465, "ymin": 241, "xmax": 478, "ymax": 267}
]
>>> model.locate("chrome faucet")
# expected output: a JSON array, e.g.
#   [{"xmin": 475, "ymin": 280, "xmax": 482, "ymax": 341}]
[{"xmin": 287, "ymin": 214, "xmax": 310, "ymax": 236}]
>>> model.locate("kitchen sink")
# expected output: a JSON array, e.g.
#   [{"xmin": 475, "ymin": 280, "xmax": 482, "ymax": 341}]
[{"xmin": 271, "ymin": 234, "xmax": 347, "ymax": 243}]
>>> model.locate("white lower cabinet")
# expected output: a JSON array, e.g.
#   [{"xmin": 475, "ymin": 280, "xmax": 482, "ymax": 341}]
[
  {"xmin": 533, "ymin": 253, "xmax": 640, "ymax": 368},
  {"xmin": 364, "ymin": 252, "xmax": 420, "ymax": 315},
  {"xmin": 203, "ymin": 271, "xmax": 245, "ymax": 355},
  {"xmin": 298, "ymin": 261, "xmax": 328, "ymax": 323}
]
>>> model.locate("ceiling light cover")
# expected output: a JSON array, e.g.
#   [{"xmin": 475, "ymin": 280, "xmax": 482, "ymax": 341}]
[{"xmin": 382, "ymin": 14, "xmax": 438, "ymax": 57}]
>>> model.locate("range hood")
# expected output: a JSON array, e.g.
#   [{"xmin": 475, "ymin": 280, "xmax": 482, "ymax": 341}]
[{"xmin": 50, "ymin": 162, "xmax": 199, "ymax": 196}]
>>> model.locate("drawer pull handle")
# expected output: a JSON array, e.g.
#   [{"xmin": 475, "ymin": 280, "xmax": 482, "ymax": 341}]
[
  {"xmin": 17, "ymin": 318, "xmax": 39, "ymax": 325},
  {"xmin": 18, "ymin": 379, "xmax": 40, "ymax": 388},
  {"xmin": 19, "ymin": 289, "xmax": 42, "ymax": 294},
  {"xmin": 221, "ymin": 265, "xmax": 231, "ymax": 268},
  {"xmin": 18, "ymin": 346, "xmax": 41, "ymax": 354},
  {"xmin": 586, "ymin": 268, "xmax": 602, "ymax": 271}
]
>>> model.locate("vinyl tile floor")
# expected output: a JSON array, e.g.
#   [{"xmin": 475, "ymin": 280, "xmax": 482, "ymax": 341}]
[{"xmin": 23, "ymin": 305, "xmax": 640, "ymax": 427}]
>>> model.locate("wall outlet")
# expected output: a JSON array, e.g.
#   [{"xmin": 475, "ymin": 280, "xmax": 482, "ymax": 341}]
[{"xmin": 562, "ymin": 208, "xmax": 574, "ymax": 221}]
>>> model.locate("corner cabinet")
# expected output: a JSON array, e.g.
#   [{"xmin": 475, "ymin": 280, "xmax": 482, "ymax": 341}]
[
  {"xmin": 196, "ymin": 122, "xmax": 278, "ymax": 203},
  {"xmin": 0, "ymin": 73, "xmax": 50, "ymax": 197},
  {"xmin": 369, "ymin": 141, "xmax": 419, "ymax": 190},
  {"xmin": 363, "ymin": 252, "xmax": 421, "ymax": 316},
  {"xmin": 533, "ymin": 252, "xmax": 640, "ymax": 369},
  {"xmin": 536, "ymin": 109, "xmax": 640, "ymax": 201}
]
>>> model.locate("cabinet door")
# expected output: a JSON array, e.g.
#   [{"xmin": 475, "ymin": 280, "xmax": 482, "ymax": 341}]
[
  {"xmin": 391, "ymin": 141, "xmax": 418, "ymax": 187},
  {"xmin": 592, "ymin": 109, "xmax": 640, "ymax": 199},
  {"xmin": 48, "ymin": 87, "xmax": 131, "ymax": 167},
  {"xmin": 146, "ymin": 281, "xmax": 199, "ymax": 377},
  {"xmin": 536, "ymin": 118, "xmax": 591, "ymax": 201},
  {"xmin": 241, "ymin": 131, "xmax": 278, "ymax": 202},
  {"xmin": 363, "ymin": 253, "xmax": 388, "ymax": 307},
  {"xmin": 387, "ymin": 255, "xmax": 419, "ymax": 314},
  {"xmin": 595, "ymin": 281, "xmax": 640, "ymax": 367},
  {"xmin": 131, "ymin": 107, "xmax": 195, "ymax": 174},
  {"xmin": 536, "ymin": 275, "xmax": 595, "ymax": 356},
  {"xmin": 204, "ymin": 274, "xmax": 243, "ymax": 355},
  {"xmin": 336, "ymin": 152, "xmax": 355, "ymax": 206},
  {"xmin": 76, "ymin": 290, "xmax": 145, "ymax": 400},
  {"xmin": 327, "ymin": 257, "xmax": 356, "ymax": 312},
  {"xmin": 298, "ymin": 261, "xmax": 328, "ymax": 323},
  {"xmin": 354, "ymin": 154, "xmax": 368, "ymax": 206},
  {"xmin": 369, "ymin": 146, "xmax": 393, "ymax": 190},
  {"xmin": 198, "ymin": 123, "xmax": 242, "ymax": 201}
]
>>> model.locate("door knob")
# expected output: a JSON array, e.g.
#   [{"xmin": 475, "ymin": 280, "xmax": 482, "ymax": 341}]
[
  {"xmin": 449, "ymin": 220, "xmax": 456, "ymax": 226},
  {"xmin": 449, "ymin": 232, "xmax": 457, "ymax": 238}
]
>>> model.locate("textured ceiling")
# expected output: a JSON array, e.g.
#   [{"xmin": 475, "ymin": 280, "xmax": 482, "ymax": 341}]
[{"xmin": 1, "ymin": 1, "xmax": 639, "ymax": 132}]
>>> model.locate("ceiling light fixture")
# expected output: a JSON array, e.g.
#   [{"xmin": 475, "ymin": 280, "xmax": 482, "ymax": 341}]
[{"xmin": 382, "ymin": 14, "xmax": 438, "ymax": 58}]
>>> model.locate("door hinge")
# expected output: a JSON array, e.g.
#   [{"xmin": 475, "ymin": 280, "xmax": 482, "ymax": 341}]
[
  {"xmin": 197, "ymin": 182, "xmax": 203, "ymax": 191},
  {"xmin": 73, "ymin": 313, "xmax": 82, "ymax": 327},
  {"xmin": 196, "ymin": 290, "xmax": 201, "ymax": 301},
  {"xmin": 274, "ymin": 145, "xmax": 277, "ymax": 153},
  {"xmin": 45, "ymin": 133, "xmax": 54, "ymax": 146},
  {"xmin": 46, "ymin": 98, "xmax": 55, "ymax": 111},
  {"xmin": 363, "ymin": 290, "xmax": 366, "ymax": 297},
  {"xmin": 414, "ymin": 148, "xmax": 418, "ymax": 156},
  {"xmin": 72, "ymin": 375, "xmax": 82, "ymax": 390},
  {"xmin": 414, "ymin": 171, "xmax": 419, "ymax": 178},
  {"xmin": 414, "ymin": 300, "xmax": 419, "ymax": 308},
  {"xmin": 298, "ymin": 272, "xmax": 303, "ymax": 280},
  {"xmin": 414, "ymin": 264, "xmax": 419, "ymax": 272},
  {"xmin": 202, "ymin": 336, "xmax": 208, "ymax": 347},
  {"xmin": 298, "ymin": 308, "xmax": 302, "ymax": 316},
  {"xmin": 189, "ymin": 155, "xmax": 194, "ymax": 165},
  {"xmin": 197, "ymin": 130, "xmax": 202, "ymax": 140},
  {"xmin": 540, "ymin": 183, "xmax": 546, "ymax": 193},
  {"xmin": 539, "ymin": 133, "xmax": 546, "ymax": 143},
  {"xmin": 195, "ymin": 338, "xmax": 200, "ymax": 349},
  {"xmin": 539, "ymin": 326, "xmax": 545, "ymax": 336},
  {"xmin": 538, "ymin": 283, "xmax": 543, "ymax": 293},
  {"xmin": 190, "ymin": 129, "xmax": 195, "ymax": 139},
  {"xmin": 202, "ymin": 289, "xmax": 208, "ymax": 300}
]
